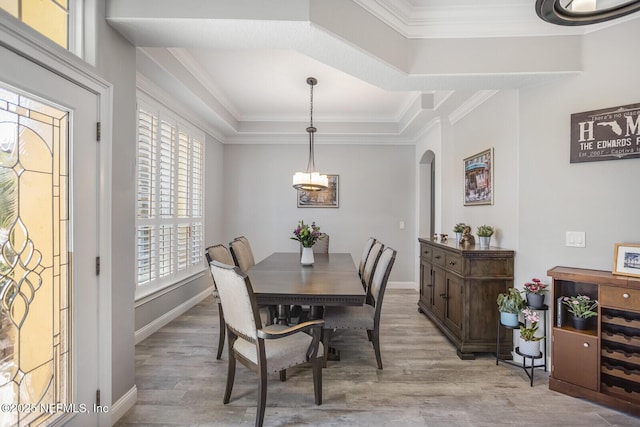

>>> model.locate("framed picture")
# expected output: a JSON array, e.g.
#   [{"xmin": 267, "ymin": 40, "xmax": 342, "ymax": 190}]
[
  {"xmin": 297, "ymin": 174, "xmax": 339, "ymax": 208},
  {"xmin": 612, "ymin": 243, "xmax": 640, "ymax": 278},
  {"xmin": 464, "ymin": 148, "xmax": 494, "ymax": 206}
]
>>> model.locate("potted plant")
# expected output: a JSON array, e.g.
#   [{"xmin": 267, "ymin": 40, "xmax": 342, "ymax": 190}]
[
  {"xmin": 476, "ymin": 225, "xmax": 494, "ymax": 248},
  {"xmin": 523, "ymin": 278, "xmax": 547, "ymax": 309},
  {"xmin": 519, "ymin": 308, "xmax": 543, "ymax": 356},
  {"xmin": 497, "ymin": 288, "xmax": 525, "ymax": 327},
  {"xmin": 453, "ymin": 223, "xmax": 467, "ymax": 242},
  {"xmin": 291, "ymin": 220, "xmax": 323, "ymax": 265},
  {"xmin": 562, "ymin": 295, "xmax": 598, "ymax": 330}
]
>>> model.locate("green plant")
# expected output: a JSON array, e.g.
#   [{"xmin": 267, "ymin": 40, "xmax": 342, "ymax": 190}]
[
  {"xmin": 453, "ymin": 222, "xmax": 467, "ymax": 233},
  {"xmin": 497, "ymin": 288, "xmax": 525, "ymax": 314},
  {"xmin": 477, "ymin": 225, "xmax": 494, "ymax": 237},
  {"xmin": 562, "ymin": 295, "xmax": 598, "ymax": 319},
  {"xmin": 520, "ymin": 309, "xmax": 543, "ymax": 341},
  {"xmin": 290, "ymin": 220, "xmax": 323, "ymax": 248}
]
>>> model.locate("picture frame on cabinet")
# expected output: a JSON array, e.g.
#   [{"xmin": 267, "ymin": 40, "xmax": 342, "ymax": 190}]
[
  {"xmin": 463, "ymin": 148, "xmax": 493, "ymax": 206},
  {"xmin": 612, "ymin": 243, "xmax": 640, "ymax": 278}
]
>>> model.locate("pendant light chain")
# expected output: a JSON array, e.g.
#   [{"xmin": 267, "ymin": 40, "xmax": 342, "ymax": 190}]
[{"xmin": 307, "ymin": 78, "xmax": 316, "ymax": 173}]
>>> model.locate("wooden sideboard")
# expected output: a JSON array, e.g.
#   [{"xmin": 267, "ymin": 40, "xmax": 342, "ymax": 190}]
[
  {"xmin": 418, "ymin": 238, "xmax": 515, "ymax": 359},
  {"xmin": 548, "ymin": 266, "xmax": 640, "ymax": 416}
]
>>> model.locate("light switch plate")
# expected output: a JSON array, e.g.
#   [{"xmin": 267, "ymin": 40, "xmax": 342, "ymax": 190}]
[{"xmin": 566, "ymin": 231, "xmax": 586, "ymax": 248}]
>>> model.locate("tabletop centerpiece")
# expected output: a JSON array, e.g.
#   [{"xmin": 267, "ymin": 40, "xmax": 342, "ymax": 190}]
[{"xmin": 291, "ymin": 220, "xmax": 323, "ymax": 266}]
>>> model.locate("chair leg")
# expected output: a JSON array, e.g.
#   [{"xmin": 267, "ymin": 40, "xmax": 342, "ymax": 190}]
[
  {"xmin": 216, "ymin": 303, "xmax": 225, "ymax": 360},
  {"xmin": 312, "ymin": 356, "xmax": 322, "ymax": 405},
  {"xmin": 371, "ymin": 328, "xmax": 383, "ymax": 370},
  {"xmin": 256, "ymin": 363, "xmax": 267, "ymax": 427},
  {"xmin": 223, "ymin": 349, "xmax": 236, "ymax": 404}
]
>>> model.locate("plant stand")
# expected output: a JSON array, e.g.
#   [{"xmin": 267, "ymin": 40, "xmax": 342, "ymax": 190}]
[{"xmin": 496, "ymin": 304, "xmax": 548, "ymax": 386}]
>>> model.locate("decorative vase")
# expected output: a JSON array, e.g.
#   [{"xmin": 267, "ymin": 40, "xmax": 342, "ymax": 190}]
[
  {"xmin": 526, "ymin": 293, "xmax": 545, "ymax": 309},
  {"xmin": 301, "ymin": 247, "xmax": 315, "ymax": 266},
  {"xmin": 500, "ymin": 312, "xmax": 519, "ymax": 327},
  {"xmin": 519, "ymin": 339, "xmax": 541, "ymax": 357},
  {"xmin": 455, "ymin": 232, "xmax": 462, "ymax": 242},
  {"xmin": 571, "ymin": 315, "xmax": 588, "ymax": 330},
  {"xmin": 478, "ymin": 236, "xmax": 491, "ymax": 248}
]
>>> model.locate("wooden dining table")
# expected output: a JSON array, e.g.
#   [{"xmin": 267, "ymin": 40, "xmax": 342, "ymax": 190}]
[{"xmin": 247, "ymin": 252, "xmax": 365, "ymax": 322}]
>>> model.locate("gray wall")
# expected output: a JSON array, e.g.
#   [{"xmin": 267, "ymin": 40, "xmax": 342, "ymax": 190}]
[{"xmin": 222, "ymin": 143, "xmax": 416, "ymax": 283}]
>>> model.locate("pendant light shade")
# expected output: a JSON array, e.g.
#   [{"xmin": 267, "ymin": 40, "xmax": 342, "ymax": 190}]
[
  {"xmin": 535, "ymin": 0, "xmax": 640, "ymax": 25},
  {"xmin": 292, "ymin": 77, "xmax": 328, "ymax": 192}
]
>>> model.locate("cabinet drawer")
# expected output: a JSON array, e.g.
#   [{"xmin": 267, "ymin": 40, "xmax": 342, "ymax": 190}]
[
  {"xmin": 601, "ymin": 287, "xmax": 640, "ymax": 312},
  {"xmin": 432, "ymin": 248, "xmax": 445, "ymax": 266},
  {"xmin": 445, "ymin": 253, "xmax": 463, "ymax": 274},
  {"xmin": 420, "ymin": 244, "xmax": 432, "ymax": 261}
]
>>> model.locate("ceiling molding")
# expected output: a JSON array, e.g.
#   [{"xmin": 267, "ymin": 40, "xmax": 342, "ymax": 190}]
[{"xmin": 448, "ymin": 90, "xmax": 499, "ymax": 125}]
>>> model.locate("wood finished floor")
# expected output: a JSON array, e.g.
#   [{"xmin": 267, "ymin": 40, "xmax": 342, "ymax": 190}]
[{"xmin": 115, "ymin": 290, "xmax": 640, "ymax": 426}]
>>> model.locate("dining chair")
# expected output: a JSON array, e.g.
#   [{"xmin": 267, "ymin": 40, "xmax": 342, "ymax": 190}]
[
  {"xmin": 205, "ymin": 244, "xmax": 235, "ymax": 360},
  {"xmin": 322, "ymin": 246, "xmax": 396, "ymax": 369},
  {"xmin": 312, "ymin": 233, "xmax": 329, "ymax": 253},
  {"xmin": 361, "ymin": 241, "xmax": 383, "ymax": 292},
  {"xmin": 229, "ymin": 238, "xmax": 255, "ymax": 273},
  {"xmin": 234, "ymin": 235, "xmax": 255, "ymax": 266},
  {"xmin": 358, "ymin": 237, "xmax": 377, "ymax": 279},
  {"xmin": 209, "ymin": 261, "xmax": 324, "ymax": 427}
]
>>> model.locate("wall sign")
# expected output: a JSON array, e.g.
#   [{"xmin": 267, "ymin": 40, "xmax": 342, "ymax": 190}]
[{"xmin": 570, "ymin": 103, "xmax": 640, "ymax": 163}]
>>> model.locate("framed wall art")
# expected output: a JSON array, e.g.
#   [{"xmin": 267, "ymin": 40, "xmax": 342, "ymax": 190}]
[
  {"xmin": 612, "ymin": 243, "xmax": 640, "ymax": 278},
  {"xmin": 464, "ymin": 148, "xmax": 493, "ymax": 206},
  {"xmin": 297, "ymin": 174, "xmax": 339, "ymax": 208}
]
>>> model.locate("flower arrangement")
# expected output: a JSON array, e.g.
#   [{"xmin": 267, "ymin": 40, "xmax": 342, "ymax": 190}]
[
  {"xmin": 523, "ymin": 278, "xmax": 547, "ymax": 295},
  {"xmin": 476, "ymin": 225, "xmax": 494, "ymax": 237},
  {"xmin": 453, "ymin": 223, "xmax": 467, "ymax": 233},
  {"xmin": 291, "ymin": 220, "xmax": 323, "ymax": 248},
  {"xmin": 562, "ymin": 295, "xmax": 598, "ymax": 319},
  {"xmin": 520, "ymin": 309, "xmax": 543, "ymax": 342}
]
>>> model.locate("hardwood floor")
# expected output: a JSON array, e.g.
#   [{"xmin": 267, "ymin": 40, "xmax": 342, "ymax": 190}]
[{"xmin": 115, "ymin": 290, "xmax": 640, "ymax": 426}]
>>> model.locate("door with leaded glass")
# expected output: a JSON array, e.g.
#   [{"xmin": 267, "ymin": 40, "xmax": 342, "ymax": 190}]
[{"xmin": 0, "ymin": 44, "xmax": 100, "ymax": 427}]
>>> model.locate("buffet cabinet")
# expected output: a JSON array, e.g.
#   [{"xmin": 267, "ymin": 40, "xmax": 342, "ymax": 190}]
[
  {"xmin": 548, "ymin": 266, "xmax": 640, "ymax": 416},
  {"xmin": 418, "ymin": 238, "xmax": 515, "ymax": 359}
]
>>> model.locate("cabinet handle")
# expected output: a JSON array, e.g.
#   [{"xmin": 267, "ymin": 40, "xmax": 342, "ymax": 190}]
[
  {"xmin": 424, "ymin": 251, "xmax": 429, "ymax": 255},
  {"xmin": 434, "ymin": 255, "xmax": 441, "ymax": 259},
  {"xmin": 623, "ymin": 293, "xmax": 630, "ymax": 299},
  {"xmin": 449, "ymin": 261, "xmax": 456, "ymax": 266},
  {"xmin": 583, "ymin": 342, "xmax": 589, "ymax": 348}
]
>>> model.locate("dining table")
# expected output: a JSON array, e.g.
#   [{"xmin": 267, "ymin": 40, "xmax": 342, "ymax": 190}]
[{"xmin": 247, "ymin": 252, "xmax": 365, "ymax": 324}]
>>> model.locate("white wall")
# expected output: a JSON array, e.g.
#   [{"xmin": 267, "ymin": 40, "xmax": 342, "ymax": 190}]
[{"xmin": 223, "ymin": 143, "xmax": 416, "ymax": 283}]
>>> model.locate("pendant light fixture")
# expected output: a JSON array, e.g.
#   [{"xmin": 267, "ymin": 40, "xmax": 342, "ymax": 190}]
[
  {"xmin": 535, "ymin": 0, "xmax": 640, "ymax": 25},
  {"xmin": 292, "ymin": 77, "xmax": 328, "ymax": 192}
]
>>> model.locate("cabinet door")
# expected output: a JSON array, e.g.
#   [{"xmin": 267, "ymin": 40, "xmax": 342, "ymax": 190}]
[
  {"xmin": 444, "ymin": 273, "xmax": 463, "ymax": 338},
  {"xmin": 552, "ymin": 329, "xmax": 598, "ymax": 391},
  {"xmin": 420, "ymin": 259, "xmax": 432, "ymax": 308},
  {"xmin": 432, "ymin": 265, "xmax": 446, "ymax": 322}
]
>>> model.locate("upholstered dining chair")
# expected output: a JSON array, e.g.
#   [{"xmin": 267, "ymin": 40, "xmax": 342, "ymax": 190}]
[
  {"xmin": 209, "ymin": 261, "xmax": 324, "ymax": 427},
  {"xmin": 229, "ymin": 238, "xmax": 255, "ymax": 273},
  {"xmin": 205, "ymin": 244, "xmax": 235, "ymax": 360},
  {"xmin": 358, "ymin": 237, "xmax": 376, "ymax": 279},
  {"xmin": 312, "ymin": 233, "xmax": 329, "ymax": 253},
  {"xmin": 361, "ymin": 241, "xmax": 383, "ymax": 292},
  {"xmin": 322, "ymin": 246, "xmax": 396, "ymax": 370},
  {"xmin": 234, "ymin": 235, "xmax": 255, "ymax": 266}
]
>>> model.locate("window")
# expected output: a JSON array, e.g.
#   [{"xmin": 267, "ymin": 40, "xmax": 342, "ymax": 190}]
[
  {"xmin": 0, "ymin": 0, "xmax": 82, "ymax": 54},
  {"xmin": 136, "ymin": 95, "xmax": 204, "ymax": 298}
]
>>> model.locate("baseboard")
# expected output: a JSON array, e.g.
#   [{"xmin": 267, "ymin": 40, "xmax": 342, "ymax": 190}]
[
  {"xmin": 109, "ymin": 385, "xmax": 137, "ymax": 426},
  {"xmin": 388, "ymin": 281, "xmax": 417, "ymax": 290},
  {"xmin": 135, "ymin": 286, "xmax": 214, "ymax": 345}
]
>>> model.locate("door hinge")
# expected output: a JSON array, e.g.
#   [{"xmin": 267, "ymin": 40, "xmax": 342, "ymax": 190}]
[
  {"xmin": 96, "ymin": 122, "xmax": 101, "ymax": 142},
  {"xmin": 96, "ymin": 256, "xmax": 100, "ymax": 275},
  {"xmin": 96, "ymin": 389, "xmax": 100, "ymax": 406}
]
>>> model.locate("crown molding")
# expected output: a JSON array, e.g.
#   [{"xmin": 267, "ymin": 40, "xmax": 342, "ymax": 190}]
[{"xmin": 448, "ymin": 90, "xmax": 499, "ymax": 125}]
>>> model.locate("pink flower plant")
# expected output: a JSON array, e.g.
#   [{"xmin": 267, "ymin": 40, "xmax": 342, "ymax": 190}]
[
  {"xmin": 523, "ymin": 278, "xmax": 547, "ymax": 295},
  {"xmin": 520, "ymin": 308, "xmax": 543, "ymax": 342}
]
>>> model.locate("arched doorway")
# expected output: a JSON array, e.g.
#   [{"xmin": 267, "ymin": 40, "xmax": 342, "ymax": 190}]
[{"xmin": 419, "ymin": 150, "xmax": 435, "ymax": 239}]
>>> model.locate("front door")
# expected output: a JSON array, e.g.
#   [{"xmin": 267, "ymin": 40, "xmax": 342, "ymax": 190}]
[{"xmin": 0, "ymin": 44, "xmax": 100, "ymax": 427}]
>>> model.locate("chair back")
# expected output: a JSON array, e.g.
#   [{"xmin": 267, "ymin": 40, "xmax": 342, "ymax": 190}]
[
  {"xmin": 206, "ymin": 244, "xmax": 234, "ymax": 266},
  {"xmin": 369, "ymin": 247, "xmax": 396, "ymax": 311},
  {"xmin": 234, "ymin": 236, "xmax": 255, "ymax": 265},
  {"xmin": 209, "ymin": 261, "xmax": 260, "ymax": 341},
  {"xmin": 362, "ymin": 241, "xmax": 383, "ymax": 291},
  {"xmin": 229, "ymin": 239, "xmax": 255, "ymax": 272},
  {"xmin": 358, "ymin": 237, "xmax": 376, "ymax": 277},
  {"xmin": 312, "ymin": 233, "xmax": 329, "ymax": 254}
]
